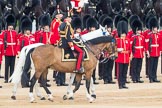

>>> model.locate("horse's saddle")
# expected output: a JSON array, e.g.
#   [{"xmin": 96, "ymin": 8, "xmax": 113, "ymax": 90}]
[{"xmin": 61, "ymin": 40, "xmax": 89, "ymax": 62}]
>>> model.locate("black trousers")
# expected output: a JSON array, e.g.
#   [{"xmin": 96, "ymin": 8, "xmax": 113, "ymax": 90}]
[
  {"xmin": 98, "ymin": 63, "xmax": 104, "ymax": 79},
  {"xmin": 92, "ymin": 69, "xmax": 96, "ymax": 82},
  {"xmin": 145, "ymin": 55, "xmax": 149, "ymax": 76},
  {"xmin": 148, "ymin": 57, "xmax": 159, "ymax": 81},
  {"xmin": 132, "ymin": 58, "xmax": 143, "ymax": 81},
  {"xmin": 118, "ymin": 63, "xmax": 128, "ymax": 86},
  {"xmin": 103, "ymin": 59, "xmax": 114, "ymax": 82},
  {"xmin": 56, "ymin": 72, "xmax": 66, "ymax": 84},
  {"xmin": 21, "ymin": 48, "xmax": 34, "ymax": 87},
  {"xmin": 5, "ymin": 56, "xmax": 16, "ymax": 81}
]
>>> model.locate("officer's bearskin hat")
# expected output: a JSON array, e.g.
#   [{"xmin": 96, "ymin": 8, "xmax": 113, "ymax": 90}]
[
  {"xmin": 114, "ymin": 14, "xmax": 123, "ymax": 28},
  {"xmin": 148, "ymin": 17, "xmax": 158, "ymax": 30},
  {"xmin": 129, "ymin": 14, "xmax": 140, "ymax": 28},
  {"xmin": 98, "ymin": 14, "xmax": 108, "ymax": 26},
  {"xmin": 82, "ymin": 14, "xmax": 91, "ymax": 29},
  {"xmin": 160, "ymin": 16, "xmax": 162, "ymax": 27},
  {"xmin": 21, "ymin": 18, "xmax": 32, "ymax": 33},
  {"xmin": 131, "ymin": 19, "xmax": 143, "ymax": 34},
  {"xmin": 41, "ymin": 14, "xmax": 51, "ymax": 26},
  {"xmin": 86, "ymin": 17, "xmax": 99, "ymax": 30},
  {"xmin": 102, "ymin": 16, "xmax": 113, "ymax": 29},
  {"xmin": 71, "ymin": 17, "xmax": 82, "ymax": 30},
  {"xmin": 0, "ymin": 17, "xmax": 2, "ymax": 31},
  {"xmin": 52, "ymin": 5, "xmax": 64, "ymax": 18},
  {"xmin": 5, "ymin": 14, "xmax": 16, "ymax": 28},
  {"xmin": 117, "ymin": 21, "xmax": 128, "ymax": 37}
]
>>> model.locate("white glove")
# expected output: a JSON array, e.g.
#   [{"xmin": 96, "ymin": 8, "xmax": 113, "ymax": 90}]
[
  {"xmin": 74, "ymin": 33, "xmax": 80, "ymax": 39},
  {"xmin": 146, "ymin": 51, "xmax": 150, "ymax": 58},
  {"xmin": 71, "ymin": 47, "xmax": 74, "ymax": 50},
  {"xmin": 117, "ymin": 48, "xmax": 124, "ymax": 52}
]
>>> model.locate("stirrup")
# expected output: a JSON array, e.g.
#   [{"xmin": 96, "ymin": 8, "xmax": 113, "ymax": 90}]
[{"xmin": 73, "ymin": 67, "xmax": 85, "ymax": 73}]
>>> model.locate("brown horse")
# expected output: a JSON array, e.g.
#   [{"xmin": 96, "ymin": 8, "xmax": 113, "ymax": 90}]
[{"xmin": 29, "ymin": 36, "xmax": 117, "ymax": 103}]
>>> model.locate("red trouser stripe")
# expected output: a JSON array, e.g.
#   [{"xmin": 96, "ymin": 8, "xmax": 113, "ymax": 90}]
[{"xmin": 73, "ymin": 44, "xmax": 83, "ymax": 70}]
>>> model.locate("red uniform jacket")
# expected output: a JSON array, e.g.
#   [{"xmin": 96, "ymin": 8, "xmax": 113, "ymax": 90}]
[
  {"xmin": 18, "ymin": 34, "xmax": 35, "ymax": 51},
  {"xmin": 2, "ymin": 30, "xmax": 17, "ymax": 56},
  {"xmin": 127, "ymin": 30, "xmax": 133, "ymax": 39},
  {"xmin": 115, "ymin": 37, "xmax": 130, "ymax": 63},
  {"xmin": 34, "ymin": 30, "xmax": 42, "ymax": 43},
  {"xmin": 145, "ymin": 32, "xmax": 162, "ymax": 57},
  {"xmin": 0, "ymin": 33, "xmax": 4, "ymax": 64},
  {"xmin": 130, "ymin": 34, "xmax": 145, "ymax": 58},
  {"xmin": 38, "ymin": 32, "xmax": 55, "ymax": 44},
  {"xmin": 50, "ymin": 18, "xmax": 61, "ymax": 45},
  {"xmin": 71, "ymin": 0, "xmax": 80, "ymax": 8}
]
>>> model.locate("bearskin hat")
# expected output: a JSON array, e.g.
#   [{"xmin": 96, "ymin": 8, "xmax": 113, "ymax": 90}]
[
  {"xmin": 0, "ymin": 17, "xmax": 2, "ymax": 31},
  {"xmin": 145, "ymin": 14, "xmax": 154, "ymax": 28},
  {"xmin": 82, "ymin": 14, "xmax": 91, "ymax": 29},
  {"xmin": 131, "ymin": 19, "xmax": 143, "ymax": 34},
  {"xmin": 86, "ymin": 17, "xmax": 99, "ymax": 30},
  {"xmin": 117, "ymin": 21, "xmax": 128, "ymax": 37},
  {"xmin": 41, "ymin": 14, "xmax": 51, "ymax": 26},
  {"xmin": 119, "ymin": 17, "xmax": 128, "ymax": 24},
  {"xmin": 19, "ymin": 15, "xmax": 31, "ymax": 31},
  {"xmin": 102, "ymin": 16, "xmax": 113, "ymax": 28},
  {"xmin": 160, "ymin": 16, "xmax": 162, "ymax": 27},
  {"xmin": 114, "ymin": 14, "xmax": 123, "ymax": 28},
  {"xmin": 52, "ymin": 5, "xmax": 64, "ymax": 18},
  {"xmin": 5, "ymin": 14, "xmax": 16, "ymax": 28},
  {"xmin": 21, "ymin": 18, "xmax": 32, "ymax": 33},
  {"xmin": 148, "ymin": 17, "xmax": 158, "ymax": 30},
  {"xmin": 71, "ymin": 17, "xmax": 82, "ymax": 30},
  {"xmin": 129, "ymin": 14, "xmax": 140, "ymax": 28},
  {"xmin": 98, "ymin": 14, "xmax": 108, "ymax": 26}
]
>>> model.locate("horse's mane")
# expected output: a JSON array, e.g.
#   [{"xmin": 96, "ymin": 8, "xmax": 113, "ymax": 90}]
[{"xmin": 87, "ymin": 36, "xmax": 113, "ymax": 45}]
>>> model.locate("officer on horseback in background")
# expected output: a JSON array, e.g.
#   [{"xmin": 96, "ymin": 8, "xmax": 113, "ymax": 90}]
[{"xmin": 59, "ymin": 7, "xmax": 84, "ymax": 73}]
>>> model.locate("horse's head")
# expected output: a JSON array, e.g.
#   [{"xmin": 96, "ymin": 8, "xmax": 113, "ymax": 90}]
[{"xmin": 103, "ymin": 37, "xmax": 118, "ymax": 60}]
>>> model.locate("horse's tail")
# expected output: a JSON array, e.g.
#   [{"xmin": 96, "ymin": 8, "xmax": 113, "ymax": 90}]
[{"xmin": 9, "ymin": 47, "xmax": 27, "ymax": 84}]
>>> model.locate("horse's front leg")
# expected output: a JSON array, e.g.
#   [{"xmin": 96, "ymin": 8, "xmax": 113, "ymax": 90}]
[
  {"xmin": 85, "ymin": 72, "xmax": 95, "ymax": 103},
  {"xmin": 63, "ymin": 73, "xmax": 76, "ymax": 100},
  {"xmin": 34, "ymin": 81, "xmax": 46, "ymax": 100},
  {"xmin": 90, "ymin": 77, "xmax": 96, "ymax": 99}
]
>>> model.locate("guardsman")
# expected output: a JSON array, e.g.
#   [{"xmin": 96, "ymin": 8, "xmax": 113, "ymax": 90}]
[
  {"xmin": 3, "ymin": 14, "xmax": 17, "ymax": 83},
  {"xmin": 102, "ymin": 16, "xmax": 116, "ymax": 84},
  {"xmin": 143, "ymin": 14, "xmax": 154, "ymax": 78},
  {"xmin": 130, "ymin": 19, "xmax": 145, "ymax": 83},
  {"xmin": 86, "ymin": 17, "xmax": 99, "ymax": 84},
  {"xmin": 160, "ymin": 16, "xmax": 162, "ymax": 74},
  {"xmin": 59, "ymin": 10, "xmax": 84, "ymax": 74},
  {"xmin": 18, "ymin": 17, "xmax": 35, "ymax": 52},
  {"xmin": 145, "ymin": 17, "xmax": 161, "ymax": 83},
  {"xmin": 112, "ymin": 14, "xmax": 123, "ymax": 79},
  {"xmin": 0, "ymin": 19, "xmax": 4, "ymax": 80},
  {"xmin": 97, "ymin": 14, "xmax": 108, "ymax": 80},
  {"xmin": 19, "ymin": 17, "xmax": 35, "ymax": 87},
  {"xmin": 80, "ymin": 14, "xmax": 91, "ymax": 35},
  {"xmin": 116, "ymin": 20, "xmax": 130, "ymax": 89}
]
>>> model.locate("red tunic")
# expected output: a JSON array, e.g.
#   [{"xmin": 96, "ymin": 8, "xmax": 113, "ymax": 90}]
[
  {"xmin": 145, "ymin": 32, "xmax": 162, "ymax": 57},
  {"xmin": 2, "ymin": 30, "xmax": 18, "ymax": 56},
  {"xmin": 18, "ymin": 34, "xmax": 35, "ymax": 51},
  {"xmin": 0, "ymin": 33, "xmax": 4, "ymax": 64},
  {"xmin": 130, "ymin": 34, "xmax": 145, "ymax": 58},
  {"xmin": 115, "ymin": 37, "xmax": 130, "ymax": 63}
]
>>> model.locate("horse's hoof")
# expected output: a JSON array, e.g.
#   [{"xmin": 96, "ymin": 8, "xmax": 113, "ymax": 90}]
[
  {"xmin": 89, "ymin": 97, "xmax": 95, "ymax": 103},
  {"xmin": 40, "ymin": 97, "xmax": 46, "ymax": 100},
  {"xmin": 48, "ymin": 98, "xmax": 53, "ymax": 102},
  {"xmin": 11, "ymin": 96, "xmax": 16, "ymax": 100},
  {"xmin": 68, "ymin": 97, "xmax": 74, "ymax": 100},
  {"xmin": 63, "ymin": 95, "xmax": 67, "ymax": 100},
  {"xmin": 91, "ymin": 94, "xmax": 96, "ymax": 99}
]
